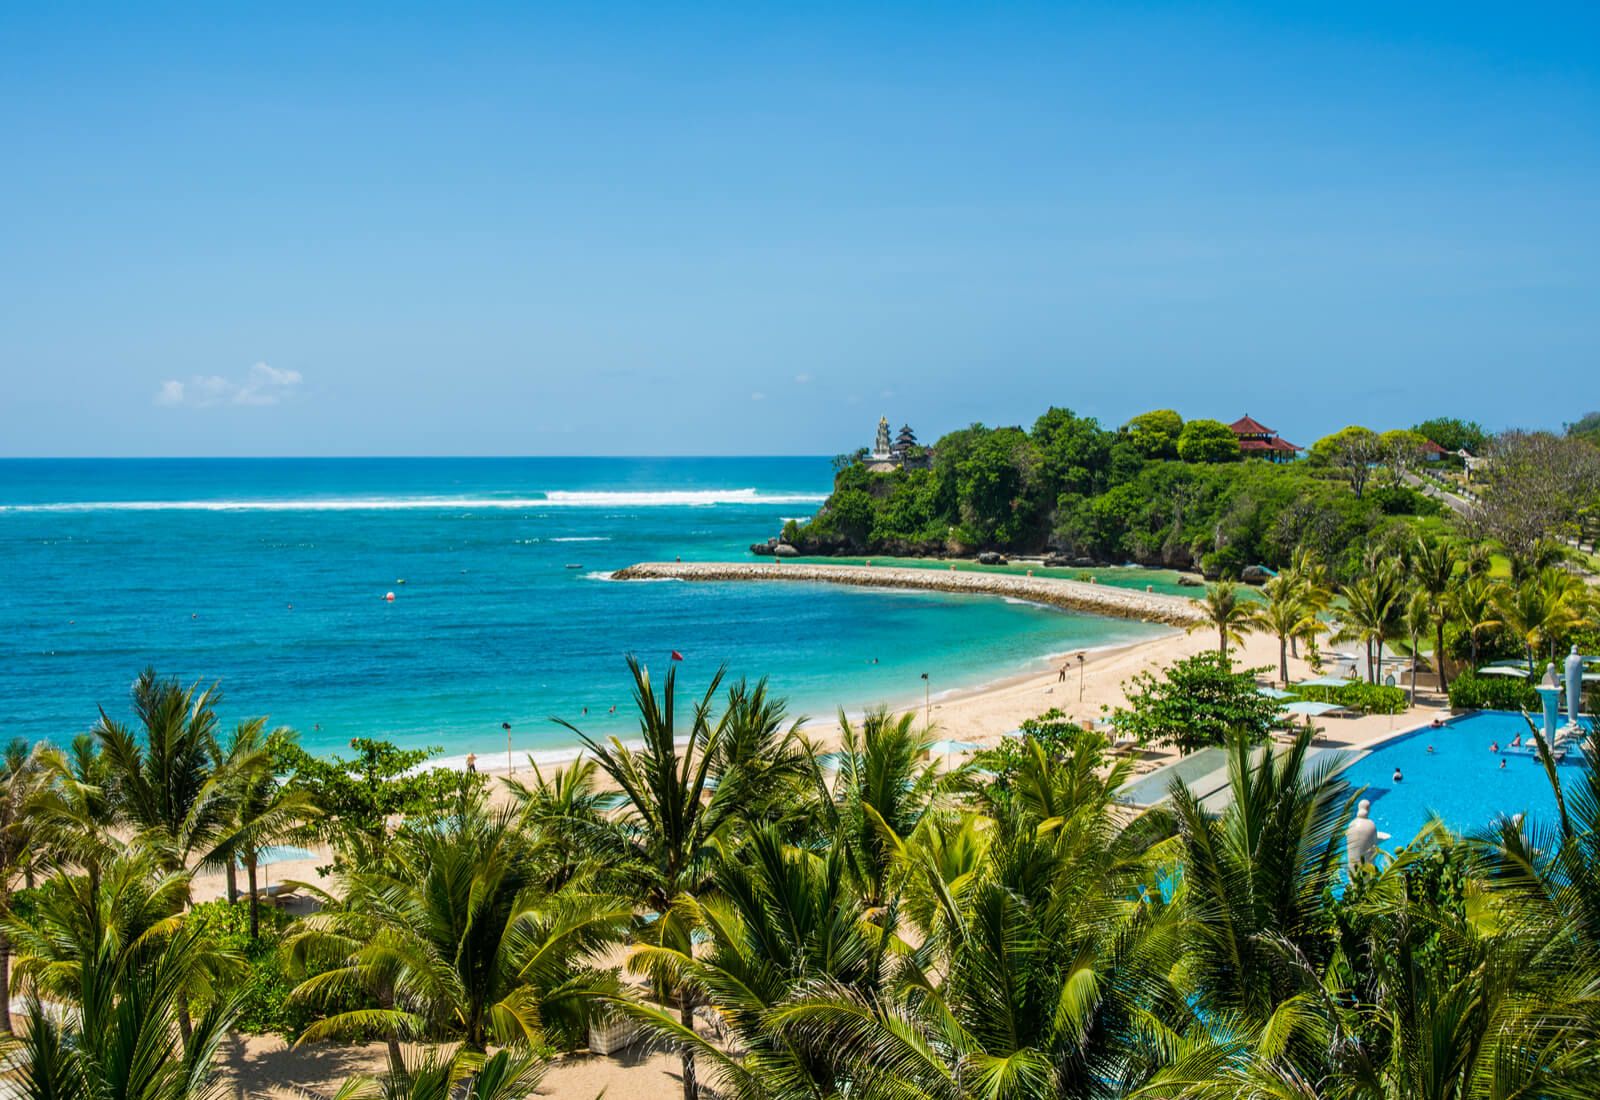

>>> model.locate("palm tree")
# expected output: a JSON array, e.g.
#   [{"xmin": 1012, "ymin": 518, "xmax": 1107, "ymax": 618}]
[
  {"xmin": 771, "ymin": 739, "xmax": 1183, "ymax": 1100},
  {"xmin": 554, "ymin": 656, "xmax": 741, "ymax": 1100},
  {"xmin": 1189, "ymin": 581, "xmax": 1251, "ymax": 663},
  {"xmin": 1336, "ymin": 561, "xmax": 1406, "ymax": 684},
  {"xmin": 1167, "ymin": 729, "xmax": 1353, "ymax": 1032},
  {"xmin": 93, "ymin": 670, "xmax": 233, "ymax": 881},
  {"xmin": 0, "ymin": 742, "xmax": 53, "ymax": 1033},
  {"xmin": 1450, "ymin": 574, "xmax": 1502, "ymax": 671},
  {"xmin": 1495, "ymin": 567, "xmax": 1592, "ymax": 673},
  {"xmin": 209, "ymin": 720, "xmax": 319, "ymax": 939},
  {"xmin": 819, "ymin": 707, "xmax": 952, "ymax": 908},
  {"xmin": 3, "ymin": 920, "xmax": 239, "ymax": 1100},
  {"xmin": 1410, "ymin": 534, "xmax": 1460, "ymax": 691},
  {"xmin": 325, "ymin": 1046, "xmax": 548, "ymax": 1100},
  {"xmin": 620, "ymin": 827, "xmax": 892, "ymax": 1100},
  {"xmin": 1249, "ymin": 577, "xmax": 1318, "ymax": 685},
  {"xmin": 1400, "ymin": 588, "xmax": 1431, "ymax": 703},
  {"xmin": 3, "ymin": 852, "xmax": 228, "ymax": 1015},
  {"xmin": 290, "ymin": 789, "xmax": 629, "ymax": 1061}
]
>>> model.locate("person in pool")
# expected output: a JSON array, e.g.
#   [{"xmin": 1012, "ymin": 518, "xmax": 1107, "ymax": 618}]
[
  {"xmin": 1430, "ymin": 718, "xmax": 1444, "ymax": 729},
  {"xmin": 1392, "ymin": 767, "xmax": 1403, "ymax": 783},
  {"xmin": 1510, "ymin": 733, "xmax": 1522, "ymax": 748},
  {"xmin": 1426, "ymin": 744, "xmax": 1435, "ymax": 753},
  {"xmin": 1490, "ymin": 741, "xmax": 1499, "ymax": 753},
  {"xmin": 1500, "ymin": 758, "xmax": 1507, "ymax": 769}
]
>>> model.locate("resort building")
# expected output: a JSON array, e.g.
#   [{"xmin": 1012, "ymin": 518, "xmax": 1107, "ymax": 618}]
[{"xmin": 1227, "ymin": 414, "xmax": 1301, "ymax": 462}]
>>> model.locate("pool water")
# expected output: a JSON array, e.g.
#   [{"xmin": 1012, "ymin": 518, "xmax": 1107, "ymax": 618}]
[{"xmin": 1336, "ymin": 711, "xmax": 1591, "ymax": 843}]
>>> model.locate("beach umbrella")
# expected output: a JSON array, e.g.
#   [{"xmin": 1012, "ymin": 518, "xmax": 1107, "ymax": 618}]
[
  {"xmin": 1477, "ymin": 666, "xmax": 1530, "ymax": 678},
  {"xmin": 926, "ymin": 739, "xmax": 980, "ymax": 756},
  {"xmin": 1281, "ymin": 700, "xmax": 1342, "ymax": 716},
  {"xmin": 1296, "ymin": 675, "xmax": 1358, "ymax": 689},
  {"xmin": 1257, "ymin": 687, "xmax": 1296, "ymax": 700}
]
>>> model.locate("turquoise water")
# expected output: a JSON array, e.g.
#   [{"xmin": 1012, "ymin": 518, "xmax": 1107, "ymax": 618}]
[
  {"xmin": 1337, "ymin": 711, "xmax": 1592, "ymax": 842},
  {"xmin": 0, "ymin": 458, "xmax": 1170, "ymax": 763}
]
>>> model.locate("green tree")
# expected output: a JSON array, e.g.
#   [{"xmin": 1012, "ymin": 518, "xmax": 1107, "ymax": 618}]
[
  {"xmin": 1336, "ymin": 559, "xmax": 1407, "ymax": 683},
  {"xmin": 1189, "ymin": 580, "xmax": 1252, "ymax": 661},
  {"xmin": 1249, "ymin": 576, "xmax": 1319, "ymax": 684},
  {"xmin": 0, "ymin": 743, "xmax": 57, "ymax": 1033},
  {"xmin": 212, "ymin": 722, "xmax": 320, "ymax": 939},
  {"xmin": 1125, "ymin": 408, "xmax": 1184, "ymax": 459},
  {"xmin": 92, "ymin": 670, "xmax": 233, "ymax": 881},
  {"xmin": 556, "ymin": 657, "xmax": 742, "ymax": 1100},
  {"xmin": 290, "ymin": 789, "xmax": 629, "ymax": 1059},
  {"xmin": 5, "ymin": 925, "xmax": 240, "ymax": 1100},
  {"xmin": 1409, "ymin": 534, "xmax": 1461, "ymax": 691},
  {"xmin": 1310, "ymin": 425, "xmax": 1382, "ymax": 499},
  {"xmin": 1111, "ymin": 651, "xmax": 1282, "ymax": 752},
  {"xmin": 1413, "ymin": 415, "xmax": 1487, "ymax": 454},
  {"xmin": 1175, "ymin": 419, "xmax": 1242, "ymax": 463}
]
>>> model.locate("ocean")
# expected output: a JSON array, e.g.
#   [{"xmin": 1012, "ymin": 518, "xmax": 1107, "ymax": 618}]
[{"xmin": 0, "ymin": 457, "xmax": 1171, "ymax": 764}]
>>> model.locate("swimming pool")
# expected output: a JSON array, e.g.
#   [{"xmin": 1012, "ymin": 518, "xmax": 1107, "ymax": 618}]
[{"xmin": 1335, "ymin": 711, "xmax": 1592, "ymax": 843}]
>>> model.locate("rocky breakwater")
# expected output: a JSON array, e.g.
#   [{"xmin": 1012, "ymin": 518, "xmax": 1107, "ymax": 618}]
[{"xmin": 611, "ymin": 562, "xmax": 1206, "ymax": 628}]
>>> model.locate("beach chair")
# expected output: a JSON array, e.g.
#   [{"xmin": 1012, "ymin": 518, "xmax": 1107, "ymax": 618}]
[{"xmin": 254, "ymin": 882, "xmax": 300, "ymax": 906}]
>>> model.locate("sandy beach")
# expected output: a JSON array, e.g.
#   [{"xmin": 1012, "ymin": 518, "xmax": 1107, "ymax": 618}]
[{"xmin": 207, "ymin": 566, "xmax": 1450, "ymax": 1099}]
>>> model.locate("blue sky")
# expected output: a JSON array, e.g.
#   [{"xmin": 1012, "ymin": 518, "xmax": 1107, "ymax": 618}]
[{"xmin": 2, "ymin": 3, "xmax": 1596, "ymax": 457}]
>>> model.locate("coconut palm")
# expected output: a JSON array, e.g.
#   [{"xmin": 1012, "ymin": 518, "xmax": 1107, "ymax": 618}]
[
  {"xmin": 1451, "ymin": 574, "xmax": 1503, "ymax": 671},
  {"xmin": 1189, "ymin": 581, "xmax": 1251, "ymax": 662},
  {"xmin": 0, "ymin": 742, "xmax": 55, "ymax": 1033},
  {"xmin": 819, "ymin": 707, "xmax": 955, "ymax": 908},
  {"xmin": 208, "ymin": 720, "xmax": 319, "ymax": 939},
  {"xmin": 1249, "ymin": 577, "xmax": 1319, "ymax": 685},
  {"xmin": 1167, "ymin": 729, "xmax": 1353, "ymax": 1028},
  {"xmin": 93, "ymin": 670, "xmax": 234, "ymax": 880},
  {"xmin": 1494, "ymin": 567, "xmax": 1592, "ymax": 673},
  {"xmin": 1410, "ymin": 534, "xmax": 1461, "ymax": 690},
  {"xmin": 771, "ymin": 741, "xmax": 1184, "ymax": 1100},
  {"xmin": 620, "ymin": 826, "xmax": 892, "ymax": 1100},
  {"xmin": 3, "ymin": 852, "xmax": 232, "ymax": 1021},
  {"xmin": 555, "ymin": 656, "xmax": 747, "ymax": 1100},
  {"xmin": 2, "ymin": 921, "xmax": 240, "ymax": 1100},
  {"xmin": 290, "ymin": 789, "xmax": 630, "ymax": 1061},
  {"xmin": 1336, "ymin": 561, "xmax": 1406, "ymax": 684},
  {"xmin": 324, "ymin": 1046, "xmax": 549, "ymax": 1100},
  {"xmin": 1400, "ymin": 588, "xmax": 1431, "ymax": 703}
]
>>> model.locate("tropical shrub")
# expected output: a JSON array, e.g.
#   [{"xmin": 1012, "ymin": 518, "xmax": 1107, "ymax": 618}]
[
  {"xmin": 1447, "ymin": 670, "xmax": 1539, "ymax": 711},
  {"xmin": 1110, "ymin": 651, "xmax": 1281, "ymax": 752},
  {"xmin": 187, "ymin": 898, "xmax": 356, "ymax": 1039},
  {"xmin": 1294, "ymin": 681, "xmax": 1408, "ymax": 715}
]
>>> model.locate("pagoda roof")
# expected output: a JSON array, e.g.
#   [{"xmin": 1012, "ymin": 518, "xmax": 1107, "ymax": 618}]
[
  {"xmin": 1421, "ymin": 439, "xmax": 1448, "ymax": 454},
  {"xmin": 1239, "ymin": 436, "xmax": 1301, "ymax": 452},
  {"xmin": 1229, "ymin": 414, "xmax": 1276, "ymax": 436}
]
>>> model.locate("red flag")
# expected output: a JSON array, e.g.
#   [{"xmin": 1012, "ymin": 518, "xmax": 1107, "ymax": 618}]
[{"xmin": 670, "ymin": 650, "xmax": 684, "ymax": 661}]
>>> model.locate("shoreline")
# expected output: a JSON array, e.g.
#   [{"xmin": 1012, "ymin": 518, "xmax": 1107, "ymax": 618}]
[{"xmin": 612, "ymin": 560, "xmax": 1207, "ymax": 626}]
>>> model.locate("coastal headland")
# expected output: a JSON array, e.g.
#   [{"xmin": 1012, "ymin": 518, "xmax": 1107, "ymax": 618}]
[{"xmin": 612, "ymin": 560, "xmax": 1208, "ymax": 627}]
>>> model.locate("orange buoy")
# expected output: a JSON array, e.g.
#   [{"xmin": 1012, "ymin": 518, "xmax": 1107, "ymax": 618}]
[{"xmin": 385, "ymin": 591, "xmax": 396, "ymax": 602}]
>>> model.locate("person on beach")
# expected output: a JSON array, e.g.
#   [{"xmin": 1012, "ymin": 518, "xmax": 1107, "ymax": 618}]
[
  {"xmin": 466, "ymin": 753, "xmax": 476, "ymax": 773},
  {"xmin": 1058, "ymin": 662, "xmax": 1068, "ymax": 682}
]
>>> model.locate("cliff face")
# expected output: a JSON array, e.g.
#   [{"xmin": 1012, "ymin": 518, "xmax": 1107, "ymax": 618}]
[{"xmin": 611, "ymin": 561, "xmax": 1206, "ymax": 628}]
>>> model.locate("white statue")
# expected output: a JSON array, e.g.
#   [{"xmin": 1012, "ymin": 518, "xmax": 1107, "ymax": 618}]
[{"xmin": 1346, "ymin": 799, "xmax": 1389, "ymax": 871}]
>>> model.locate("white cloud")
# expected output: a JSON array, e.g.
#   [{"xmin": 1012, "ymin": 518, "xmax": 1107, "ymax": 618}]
[
  {"xmin": 794, "ymin": 372, "xmax": 813, "ymax": 384},
  {"xmin": 154, "ymin": 362, "xmax": 302, "ymax": 408},
  {"xmin": 750, "ymin": 391, "xmax": 767, "ymax": 402}
]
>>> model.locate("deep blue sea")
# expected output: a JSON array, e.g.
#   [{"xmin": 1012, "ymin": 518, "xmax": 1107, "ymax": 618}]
[{"xmin": 0, "ymin": 458, "xmax": 1168, "ymax": 764}]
